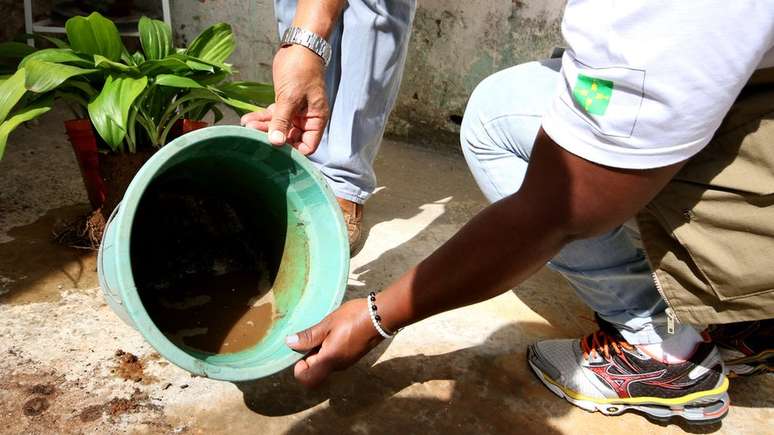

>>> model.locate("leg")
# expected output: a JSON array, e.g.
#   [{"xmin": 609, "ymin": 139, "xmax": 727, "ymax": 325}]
[
  {"xmin": 461, "ymin": 61, "xmax": 728, "ymax": 423},
  {"xmin": 461, "ymin": 59, "xmax": 671, "ymax": 345},
  {"xmin": 317, "ymin": 0, "xmax": 415, "ymax": 203},
  {"xmin": 274, "ymin": 0, "xmax": 416, "ymax": 204}
]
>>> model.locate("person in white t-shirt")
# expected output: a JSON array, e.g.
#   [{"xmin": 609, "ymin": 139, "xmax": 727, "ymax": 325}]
[{"xmin": 255, "ymin": 0, "xmax": 774, "ymax": 425}]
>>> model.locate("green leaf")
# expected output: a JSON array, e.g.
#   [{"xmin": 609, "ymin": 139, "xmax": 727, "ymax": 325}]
[
  {"xmin": 54, "ymin": 90, "xmax": 89, "ymax": 113},
  {"xmin": 24, "ymin": 60, "xmax": 97, "ymax": 93},
  {"xmin": 94, "ymin": 55, "xmax": 139, "ymax": 74},
  {"xmin": 185, "ymin": 58, "xmax": 214, "ymax": 73},
  {"xmin": 138, "ymin": 57, "xmax": 190, "ymax": 75},
  {"xmin": 65, "ymin": 12, "xmax": 125, "ymax": 61},
  {"xmin": 154, "ymin": 74, "xmax": 203, "ymax": 88},
  {"xmin": 88, "ymin": 75, "xmax": 148, "ymax": 150},
  {"xmin": 139, "ymin": 16, "xmax": 173, "ymax": 61},
  {"xmin": 19, "ymin": 48, "xmax": 93, "ymax": 68},
  {"xmin": 0, "ymin": 95, "xmax": 53, "ymax": 159},
  {"xmin": 192, "ymin": 70, "xmax": 229, "ymax": 86},
  {"xmin": 132, "ymin": 51, "xmax": 146, "ymax": 65},
  {"xmin": 217, "ymin": 81, "xmax": 274, "ymax": 107},
  {"xmin": 220, "ymin": 96, "xmax": 261, "ymax": 113},
  {"xmin": 0, "ymin": 69, "xmax": 27, "ymax": 124},
  {"xmin": 211, "ymin": 105, "xmax": 224, "ymax": 124},
  {"xmin": 62, "ymin": 80, "xmax": 98, "ymax": 98},
  {"xmin": 185, "ymin": 23, "xmax": 235, "ymax": 65},
  {"xmin": 0, "ymin": 42, "xmax": 36, "ymax": 59},
  {"xmin": 38, "ymin": 35, "xmax": 69, "ymax": 49},
  {"xmin": 120, "ymin": 49, "xmax": 136, "ymax": 66}
]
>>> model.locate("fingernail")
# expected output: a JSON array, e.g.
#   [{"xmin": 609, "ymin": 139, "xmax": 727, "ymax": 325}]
[
  {"xmin": 269, "ymin": 130, "xmax": 285, "ymax": 144},
  {"xmin": 286, "ymin": 334, "xmax": 299, "ymax": 345}
]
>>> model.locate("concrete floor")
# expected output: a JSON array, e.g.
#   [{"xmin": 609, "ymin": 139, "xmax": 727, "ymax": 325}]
[{"xmin": 1, "ymin": 107, "xmax": 772, "ymax": 435}]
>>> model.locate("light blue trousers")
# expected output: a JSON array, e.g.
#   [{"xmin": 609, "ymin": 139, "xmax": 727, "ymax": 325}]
[
  {"xmin": 274, "ymin": 0, "xmax": 416, "ymax": 204},
  {"xmin": 461, "ymin": 59, "xmax": 681, "ymax": 345}
]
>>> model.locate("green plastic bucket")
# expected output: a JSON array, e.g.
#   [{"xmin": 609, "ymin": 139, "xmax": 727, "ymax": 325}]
[{"xmin": 97, "ymin": 126, "xmax": 349, "ymax": 381}]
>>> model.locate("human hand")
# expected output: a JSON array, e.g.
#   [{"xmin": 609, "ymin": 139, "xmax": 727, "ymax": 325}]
[
  {"xmin": 286, "ymin": 299, "xmax": 383, "ymax": 388},
  {"xmin": 241, "ymin": 44, "xmax": 329, "ymax": 155}
]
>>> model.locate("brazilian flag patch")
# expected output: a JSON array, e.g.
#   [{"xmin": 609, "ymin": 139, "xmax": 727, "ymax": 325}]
[{"xmin": 573, "ymin": 74, "xmax": 613, "ymax": 116}]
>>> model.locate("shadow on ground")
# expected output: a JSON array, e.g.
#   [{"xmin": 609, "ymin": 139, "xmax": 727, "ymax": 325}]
[{"xmin": 235, "ymin": 142, "xmax": 735, "ymax": 434}]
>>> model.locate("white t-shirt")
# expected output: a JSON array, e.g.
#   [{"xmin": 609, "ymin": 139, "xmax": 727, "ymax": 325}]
[{"xmin": 542, "ymin": 0, "xmax": 774, "ymax": 169}]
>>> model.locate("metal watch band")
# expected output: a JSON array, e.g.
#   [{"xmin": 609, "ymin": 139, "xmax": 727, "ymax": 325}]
[{"xmin": 280, "ymin": 27, "xmax": 332, "ymax": 68}]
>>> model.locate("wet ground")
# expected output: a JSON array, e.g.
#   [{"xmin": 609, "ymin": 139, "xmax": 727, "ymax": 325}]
[{"xmin": 1, "ymin": 107, "xmax": 772, "ymax": 434}]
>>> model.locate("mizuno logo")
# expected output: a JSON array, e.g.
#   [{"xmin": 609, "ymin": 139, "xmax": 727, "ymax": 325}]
[{"xmin": 588, "ymin": 364, "xmax": 667, "ymax": 398}]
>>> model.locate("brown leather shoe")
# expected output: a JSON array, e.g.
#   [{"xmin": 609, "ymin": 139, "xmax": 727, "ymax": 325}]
[{"xmin": 336, "ymin": 197, "xmax": 364, "ymax": 255}]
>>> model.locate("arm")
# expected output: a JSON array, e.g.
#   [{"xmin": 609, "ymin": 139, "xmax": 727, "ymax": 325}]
[
  {"xmin": 289, "ymin": 0, "xmax": 345, "ymax": 39},
  {"xmin": 287, "ymin": 128, "xmax": 684, "ymax": 387},
  {"xmin": 378, "ymin": 129, "xmax": 683, "ymax": 329},
  {"xmin": 241, "ymin": 0, "xmax": 346, "ymax": 154}
]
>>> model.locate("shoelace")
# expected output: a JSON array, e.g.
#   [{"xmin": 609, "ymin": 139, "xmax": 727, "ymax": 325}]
[{"xmin": 581, "ymin": 329, "xmax": 635, "ymax": 361}]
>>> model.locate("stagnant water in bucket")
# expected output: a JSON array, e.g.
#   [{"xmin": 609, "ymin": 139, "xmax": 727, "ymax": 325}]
[{"xmin": 131, "ymin": 177, "xmax": 285, "ymax": 355}]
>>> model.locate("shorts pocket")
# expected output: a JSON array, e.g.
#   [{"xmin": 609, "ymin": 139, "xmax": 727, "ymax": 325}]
[{"xmin": 654, "ymin": 184, "xmax": 774, "ymax": 301}]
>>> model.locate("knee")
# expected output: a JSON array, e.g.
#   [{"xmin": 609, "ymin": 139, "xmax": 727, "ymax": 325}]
[
  {"xmin": 460, "ymin": 61, "xmax": 555, "ymax": 157},
  {"xmin": 459, "ymin": 73, "xmax": 500, "ymax": 157}
]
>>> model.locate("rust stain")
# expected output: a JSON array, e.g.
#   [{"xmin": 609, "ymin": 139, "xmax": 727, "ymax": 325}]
[{"xmin": 112, "ymin": 350, "xmax": 157, "ymax": 385}]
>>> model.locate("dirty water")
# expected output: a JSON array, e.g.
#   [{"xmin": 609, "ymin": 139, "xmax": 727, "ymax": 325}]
[
  {"xmin": 142, "ymin": 271, "xmax": 277, "ymax": 354},
  {"xmin": 132, "ymin": 181, "xmax": 284, "ymax": 355},
  {"xmin": 0, "ymin": 204, "xmax": 98, "ymax": 305}
]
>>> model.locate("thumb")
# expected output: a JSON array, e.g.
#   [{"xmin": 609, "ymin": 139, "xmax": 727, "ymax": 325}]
[
  {"xmin": 286, "ymin": 320, "xmax": 328, "ymax": 352},
  {"xmin": 268, "ymin": 98, "xmax": 298, "ymax": 146}
]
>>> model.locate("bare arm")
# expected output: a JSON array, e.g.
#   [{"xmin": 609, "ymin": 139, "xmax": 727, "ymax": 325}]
[
  {"xmin": 287, "ymin": 128, "xmax": 684, "ymax": 387},
  {"xmin": 291, "ymin": 0, "xmax": 346, "ymax": 39},
  {"xmin": 378, "ymin": 129, "xmax": 683, "ymax": 331},
  {"xmin": 241, "ymin": 0, "xmax": 346, "ymax": 154}
]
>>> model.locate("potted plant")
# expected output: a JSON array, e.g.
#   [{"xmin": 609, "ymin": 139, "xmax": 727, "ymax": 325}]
[{"xmin": 0, "ymin": 12, "xmax": 273, "ymax": 245}]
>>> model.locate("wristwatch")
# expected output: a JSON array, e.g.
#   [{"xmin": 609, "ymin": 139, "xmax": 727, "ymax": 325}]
[{"xmin": 280, "ymin": 27, "xmax": 332, "ymax": 68}]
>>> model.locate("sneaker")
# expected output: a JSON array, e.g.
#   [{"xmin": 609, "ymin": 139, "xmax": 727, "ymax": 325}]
[
  {"xmin": 707, "ymin": 319, "xmax": 774, "ymax": 377},
  {"xmin": 527, "ymin": 328, "xmax": 730, "ymax": 424}
]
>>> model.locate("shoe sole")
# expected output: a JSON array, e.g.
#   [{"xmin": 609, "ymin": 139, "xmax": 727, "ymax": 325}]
[
  {"xmin": 724, "ymin": 349, "xmax": 774, "ymax": 377},
  {"xmin": 527, "ymin": 350, "xmax": 730, "ymax": 424}
]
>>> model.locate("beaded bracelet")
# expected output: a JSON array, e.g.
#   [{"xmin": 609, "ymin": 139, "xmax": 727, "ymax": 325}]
[{"xmin": 367, "ymin": 292, "xmax": 399, "ymax": 339}]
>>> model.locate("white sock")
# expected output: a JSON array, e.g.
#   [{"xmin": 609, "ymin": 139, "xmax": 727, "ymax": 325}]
[{"xmin": 637, "ymin": 326, "xmax": 703, "ymax": 364}]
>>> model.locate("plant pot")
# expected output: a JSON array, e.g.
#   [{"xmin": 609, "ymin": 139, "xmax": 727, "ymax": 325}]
[
  {"xmin": 170, "ymin": 119, "xmax": 209, "ymax": 140},
  {"xmin": 96, "ymin": 119, "xmax": 209, "ymax": 217},
  {"xmin": 98, "ymin": 148, "xmax": 156, "ymax": 220},
  {"xmin": 61, "ymin": 118, "xmax": 212, "ymax": 248},
  {"xmin": 64, "ymin": 118, "xmax": 210, "ymax": 212},
  {"xmin": 64, "ymin": 119, "xmax": 106, "ymax": 209}
]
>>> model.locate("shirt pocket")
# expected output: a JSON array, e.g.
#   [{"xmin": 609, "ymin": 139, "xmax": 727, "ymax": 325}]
[{"xmin": 559, "ymin": 56, "xmax": 646, "ymax": 138}]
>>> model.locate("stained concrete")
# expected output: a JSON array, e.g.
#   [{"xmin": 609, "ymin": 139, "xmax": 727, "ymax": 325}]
[{"xmin": 1, "ymin": 107, "xmax": 773, "ymax": 434}]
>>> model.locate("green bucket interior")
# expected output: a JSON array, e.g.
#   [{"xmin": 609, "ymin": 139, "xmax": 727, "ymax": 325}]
[{"xmin": 107, "ymin": 126, "xmax": 348, "ymax": 381}]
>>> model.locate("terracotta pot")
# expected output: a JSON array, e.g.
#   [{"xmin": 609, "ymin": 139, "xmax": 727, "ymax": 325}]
[
  {"xmin": 64, "ymin": 119, "xmax": 106, "ymax": 209},
  {"xmin": 170, "ymin": 119, "xmax": 209, "ymax": 140},
  {"xmin": 64, "ymin": 119, "xmax": 209, "ymax": 211}
]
